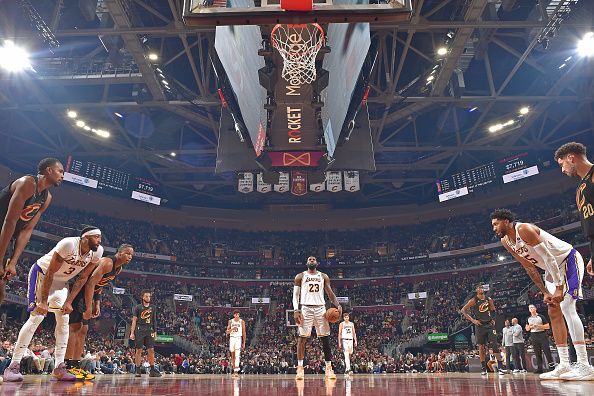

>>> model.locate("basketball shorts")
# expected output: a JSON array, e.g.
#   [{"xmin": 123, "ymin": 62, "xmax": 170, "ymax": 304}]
[
  {"xmin": 342, "ymin": 339, "xmax": 354, "ymax": 354},
  {"xmin": 134, "ymin": 328, "xmax": 155, "ymax": 349},
  {"xmin": 476, "ymin": 325, "xmax": 499, "ymax": 347},
  {"xmin": 27, "ymin": 263, "xmax": 68, "ymax": 314},
  {"xmin": 298, "ymin": 305, "xmax": 330, "ymax": 338},
  {"xmin": 545, "ymin": 249, "xmax": 584, "ymax": 300},
  {"xmin": 229, "ymin": 337, "xmax": 242, "ymax": 352},
  {"xmin": 69, "ymin": 290, "xmax": 89, "ymax": 325}
]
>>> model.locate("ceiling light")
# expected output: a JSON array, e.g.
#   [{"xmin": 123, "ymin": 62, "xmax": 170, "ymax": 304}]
[
  {"xmin": 170, "ymin": 152, "xmax": 176, "ymax": 157},
  {"xmin": 488, "ymin": 124, "xmax": 503, "ymax": 133},
  {"xmin": 67, "ymin": 110, "xmax": 77, "ymax": 118},
  {"xmin": 468, "ymin": 107, "xmax": 478, "ymax": 113},
  {"xmin": 76, "ymin": 120, "xmax": 86, "ymax": 128},
  {"xmin": 519, "ymin": 106, "xmax": 530, "ymax": 115},
  {"xmin": 148, "ymin": 53, "xmax": 159, "ymax": 61},
  {"xmin": 114, "ymin": 112, "xmax": 124, "ymax": 118},
  {"xmin": 503, "ymin": 119, "xmax": 515, "ymax": 126},
  {"xmin": 83, "ymin": 126, "xmax": 91, "ymax": 131},
  {"xmin": 426, "ymin": 75, "xmax": 435, "ymax": 82},
  {"xmin": 436, "ymin": 47, "xmax": 448, "ymax": 56},
  {"xmin": 577, "ymin": 32, "xmax": 594, "ymax": 57},
  {"xmin": 95, "ymin": 130, "xmax": 110, "ymax": 138},
  {"xmin": 162, "ymin": 79, "xmax": 169, "ymax": 85},
  {"xmin": 0, "ymin": 40, "xmax": 32, "ymax": 72},
  {"xmin": 558, "ymin": 63, "xmax": 566, "ymax": 69}
]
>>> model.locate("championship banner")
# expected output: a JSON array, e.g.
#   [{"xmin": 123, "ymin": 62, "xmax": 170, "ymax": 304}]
[
  {"xmin": 344, "ymin": 171, "xmax": 360, "ymax": 192},
  {"xmin": 274, "ymin": 172, "xmax": 290, "ymax": 193},
  {"xmin": 408, "ymin": 291, "xmax": 428, "ymax": 300},
  {"xmin": 326, "ymin": 171, "xmax": 343, "ymax": 192},
  {"xmin": 237, "ymin": 172, "xmax": 254, "ymax": 194},
  {"xmin": 310, "ymin": 180, "xmax": 325, "ymax": 192},
  {"xmin": 267, "ymin": 151, "xmax": 325, "ymax": 167},
  {"xmin": 174, "ymin": 294, "xmax": 193, "ymax": 302},
  {"xmin": 256, "ymin": 173, "xmax": 272, "ymax": 193},
  {"xmin": 337, "ymin": 296, "xmax": 349, "ymax": 303},
  {"xmin": 251, "ymin": 297, "xmax": 271, "ymax": 304},
  {"xmin": 291, "ymin": 171, "xmax": 307, "ymax": 196},
  {"xmin": 112, "ymin": 287, "xmax": 125, "ymax": 295}
]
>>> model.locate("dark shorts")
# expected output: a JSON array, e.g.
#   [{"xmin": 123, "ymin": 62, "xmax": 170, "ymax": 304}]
[
  {"xmin": 476, "ymin": 325, "xmax": 499, "ymax": 347},
  {"xmin": 134, "ymin": 329, "xmax": 155, "ymax": 349},
  {"xmin": 68, "ymin": 291, "xmax": 89, "ymax": 325}
]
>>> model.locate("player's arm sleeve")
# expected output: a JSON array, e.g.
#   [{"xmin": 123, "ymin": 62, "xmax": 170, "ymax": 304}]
[{"xmin": 293, "ymin": 286, "xmax": 301, "ymax": 311}]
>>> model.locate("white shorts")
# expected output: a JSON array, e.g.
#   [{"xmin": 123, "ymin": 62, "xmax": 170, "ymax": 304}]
[
  {"xmin": 229, "ymin": 337, "xmax": 242, "ymax": 352},
  {"xmin": 544, "ymin": 249, "xmax": 584, "ymax": 299},
  {"xmin": 342, "ymin": 339, "xmax": 354, "ymax": 354},
  {"xmin": 298, "ymin": 305, "xmax": 330, "ymax": 338},
  {"xmin": 27, "ymin": 263, "xmax": 69, "ymax": 314}
]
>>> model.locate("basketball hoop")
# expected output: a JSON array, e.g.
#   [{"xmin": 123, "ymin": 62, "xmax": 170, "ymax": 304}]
[{"xmin": 271, "ymin": 23, "xmax": 324, "ymax": 86}]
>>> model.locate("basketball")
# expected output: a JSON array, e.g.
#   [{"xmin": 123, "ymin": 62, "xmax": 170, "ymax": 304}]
[{"xmin": 325, "ymin": 308, "xmax": 340, "ymax": 323}]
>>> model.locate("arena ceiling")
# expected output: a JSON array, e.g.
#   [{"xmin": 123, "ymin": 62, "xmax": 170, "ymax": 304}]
[{"xmin": 0, "ymin": 0, "xmax": 593, "ymax": 209}]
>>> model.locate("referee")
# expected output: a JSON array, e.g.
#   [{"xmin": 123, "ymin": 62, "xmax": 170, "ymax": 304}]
[
  {"xmin": 525, "ymin": 304, "xmax": 553, "ymax": 374},
  {"xmin": 555, "ymin": 142, "xmax": 594, "ymax": 276},
  {"xmin": 130, "ymin": 290, "xmax": 161, "ymax": 377}
]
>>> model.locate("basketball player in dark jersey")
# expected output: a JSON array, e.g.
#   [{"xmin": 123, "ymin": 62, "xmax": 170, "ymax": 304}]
[
  {"xmin": 62, "ymin": 244, "xmax": 134, "ymax": 379},
  {"xmin": 461, "ymin": 285, "xmax": 506, "ymax": 375},
  {"xmin": 130, "ymin": 290, "xmax": 161, "ymax": 377},
  {"xmin": 0, "ymin": 158, "xmax": 64, "ymax": 304},
  {"xmin": 555, "ymin": 142, "xmax": 594, "ymax": 276}
]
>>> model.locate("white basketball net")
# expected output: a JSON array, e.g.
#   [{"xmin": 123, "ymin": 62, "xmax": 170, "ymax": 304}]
[{"xmin": 271, "ymin": 23, "xmax": 324, "ymax": 86}]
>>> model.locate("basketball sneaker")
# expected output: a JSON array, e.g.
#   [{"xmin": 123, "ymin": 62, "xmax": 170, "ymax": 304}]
[
  {"xmin": 3, "ymin": 361, "xmax": 23, "ymax": 382},
  {"xmin": 325, "ymin": 367, "xmax": 336, "ymax": 380},
  {"xmin": 539, "ymin": 363, "xmax": 572, "ymax": 380},
  {"xmin": 68, "ymin": 367, "xmax": 94, "ymax": 380},
  {"xmin": 559, "ymin": 362, "xmax": 594, "ymax": 381},
  {"xmin": 295, "ymin": 366, "xmax": 305, "ymax": 380},
  {"xmin": 480, "ymin": 369, "xmax": 487, "ymax": 376},
  {"xmin": 52, "ymin": 363, "xmax": 78, "ymax": 381},
  {"xmin": 149, "ymin": 368, "xmax": 162, "ymax": 378}
]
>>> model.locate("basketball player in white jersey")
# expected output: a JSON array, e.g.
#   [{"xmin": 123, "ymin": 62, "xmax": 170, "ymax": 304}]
[
  {"xmin": 491, "ymin": 209, "xmax": 594, "ymax": 380},
  {"xmin": 3, "ymin": 227, "xmax": 103, "ymax": 382},
  {"xmin": 293, "ymin": 256, "xmax": 342, "ymax": 380},
  {"xmin": 338, "ymin": 313, "xmax": 357, "ymax": 376},
  {"xmin": 226, "ymin": 310, "xmax": 246, "ymax": 377}
]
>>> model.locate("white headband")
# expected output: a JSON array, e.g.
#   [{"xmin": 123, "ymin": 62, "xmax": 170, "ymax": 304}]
[{"xmin": 82, "ymin": 229, "xmax": 101, "ymax": 238}]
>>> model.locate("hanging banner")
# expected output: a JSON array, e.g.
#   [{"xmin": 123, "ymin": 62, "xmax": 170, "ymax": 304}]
[
  {"xmin": 408, "ymin": 291, "xmax": 428, "ymax": 300},
  {"xmin": 326, "ymin": 171, "xmax": 343, "ymax": 192},
  {"xmin": 174, "ymin": 294, "xmax": 193, "ymax": 302},
  {"xmin": 256, "ymin": 173, "xmax": 272, "ymax": 193},
  {"xmin": 344, "ymin": 171, "xmax": 360, "ymax": 192},
  {"xmin": 274, "ymin": 172, "xmax": 290, "ymax": 193},
  {"xmin": 291, "ymin": 171, "xmax": 308, "ymax": 196},
  {"xmin": 237, "ymin": 173, "xmax": 254, "ymax": 194},
  {"xmin": 310, "ymin": 181, "xmax": 325, "ymax": 192},
  {"xmin": 112, "ymin": 287, "xmax": 125, "ymax": 295}
]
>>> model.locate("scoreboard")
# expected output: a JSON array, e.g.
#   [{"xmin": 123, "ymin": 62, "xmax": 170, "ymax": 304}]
[
  {"xmin": 63, "ymin": 156, "xmax": 163, "ymax": 205},
  {"xmin": 437, "ymin": 152, "xmax": 540, "ymax": 202}
]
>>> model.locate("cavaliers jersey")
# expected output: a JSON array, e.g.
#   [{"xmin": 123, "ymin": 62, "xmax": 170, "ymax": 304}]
[
  {"xmin": 472, "ymin": 296, "xmax": 493, "ymax": 325},
  {"xmin": 37, "ymin": 237, "xmax": 103, "ymax": 282},
  {"xmin": 504, "ymin": 222, "xmax": 573, "ymax": 280},
  {"xmin": 0, "ymin": 175, "xmax": 48, "ymax": 239},
  {"xmin": 577, "ymin": 165, "xmax": 594, "ymax": 238},
  {"xmin": 229, "ymin": 318, "xmax": 243, "ymax": 338},
  {"xmin": 133, "ymin": 303, "xmax": 156, "ymax": 331},
  {"xmin": 341, "ymin": 322, "xmax": 355, "ymax": 340},
  {"xmin": 300, "ymin": 270, "xmax": 325, "ymax": 306},
  {"xmin": 93, "ymin": 255, "xmax": 123, "ymax": 296}
]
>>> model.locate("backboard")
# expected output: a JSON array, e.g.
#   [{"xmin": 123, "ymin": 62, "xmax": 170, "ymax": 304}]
[{"xmin": 183, "ymin": 0, "xmax": 413, "ymax": 26}]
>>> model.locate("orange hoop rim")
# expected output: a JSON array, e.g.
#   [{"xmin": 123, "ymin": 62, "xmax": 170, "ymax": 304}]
[{"xmin": 270, "ymin": 23, "xmax": 325, "ymax": 53}]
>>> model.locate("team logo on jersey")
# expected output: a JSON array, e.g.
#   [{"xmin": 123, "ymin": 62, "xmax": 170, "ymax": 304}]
[
  {"xmin": 20, "ymin": 203, "xmax": 42, "ymax": 221},
  {"xmin": 478, "ymin": 301, "xmax": 490, "ymax": 313},
  {"xmin": 140, "ymin": 309, "xmax": 152, "ymax": 320}
]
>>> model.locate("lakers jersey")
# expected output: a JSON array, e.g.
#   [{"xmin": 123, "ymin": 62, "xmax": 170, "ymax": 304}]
[
  {"xmin": 341, "ymin": 322, "xmax": 355, "ymax": 339},
  {"xmin": 0, "ymin": 175, "xmax": 48, "ymax": 239},
  {"xmin": 229, "ymin": 318, "xmax": 243, "ymax": 338},
  {"xmin": 577, "ymin": 165, "xmax": 594, "ymax": 238},
  {"xmin": 37, "ymin": 237, "xmax": 103, "ymax": 282},
  {"xmin": 504, "ymin": 222, "xmax": 573, "ymax": 279},
  {"xmin": 300, "ymin": 270, "xmax": 325, "ymax": 306}
]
